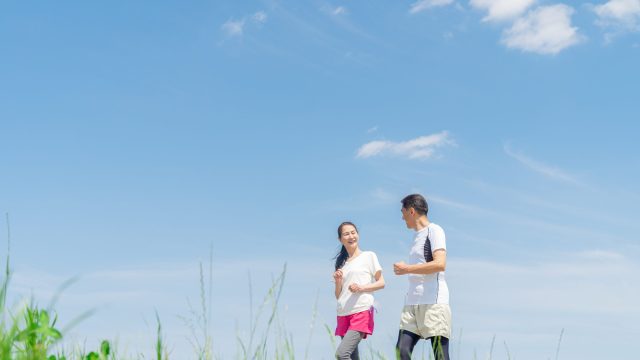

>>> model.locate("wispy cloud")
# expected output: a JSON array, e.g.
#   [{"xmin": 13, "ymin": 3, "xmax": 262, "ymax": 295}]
[
  {"xmin": 501, "ymin": 4, "xmax": 584, "ymax": 55},
  {"xmin": 221, "ymin": 19, "xmax": 245, "ymax": 37},
  {"xmin": 367, "ymin": 126, "xmax": 379, "ymax": 133},
  {"xmin": 593, "ymin": 0, "xmax": 640, "ymax": 41},
  {"xmin": 253, "ymin": 11, "xmax": 268, "ymax": 23},
  {"xmin": 452, "ymin": 251, "xmax": 640, "ymax": 315},
  {"xmin": 332, "ymin": 6, "xmax": 348, "ymax": 16},
  {"xmin": 463, "ymin": 178, "xmax": 638, "ymax": 230},
  {"xmin": 576, "ymin": 249, "xmax": 626, "ymax": 260},
  {"xmin": 470, "ymin": 0, "xmax": 536, "ymax": 22},
  {"xmin": 321, "ymin": 4, "xmax": 379, "ymax": 44},
  {"xmin": 356, "ymin": 131, "xmax": 455, "ymax": 160},
  {"xmin": 371, "ymin": 187, "xmax": 397, "ymax": 203},
  {"xmin": 221, "ymin": 11, "xmax": 268, "ymax": 37},
  {"xmin": 409, "ymin": 0, "xmax": 455, "ymax": 14},
  {"xmin": 427, "ymin": 194, "xmax": 623, "ymax": 244},
  {"xmin": 503, "ymin": 143, "xmax": 579, "ymax": 184}
]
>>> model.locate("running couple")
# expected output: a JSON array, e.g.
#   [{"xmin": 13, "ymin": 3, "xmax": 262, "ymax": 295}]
[{"xmin": 333, "ymin": 194, "xmax": 451, "ymax": 360}]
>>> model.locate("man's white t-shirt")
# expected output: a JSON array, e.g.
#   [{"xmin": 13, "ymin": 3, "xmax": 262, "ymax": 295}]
[
  {"xmin": 405, "ymin": 223, "xmax": 449, "ymax": 305},
  {"xmin": 337, "ymin": 251, "xmax": 383, "ymax": 316}
]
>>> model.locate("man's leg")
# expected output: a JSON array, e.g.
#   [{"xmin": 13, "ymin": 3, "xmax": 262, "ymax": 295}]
[
  {"xmin": 336, "ymin": 330, "xmax": 363, "ymax": 360},
  {"xmin": 429, "ymin": 336, "xmax": 450, "ymax": 360},
  {"xmin": 395, "ymin": 330, "xmax": 421, "ymax": 360}
]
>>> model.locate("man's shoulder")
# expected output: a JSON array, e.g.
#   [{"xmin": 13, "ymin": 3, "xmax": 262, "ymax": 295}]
[{"xmin": 429, "ymin": 223, "xmax": 445, "ymax": 234}]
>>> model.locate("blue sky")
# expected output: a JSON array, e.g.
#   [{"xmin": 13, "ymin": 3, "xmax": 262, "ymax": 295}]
[{"xmin": 1, "ymin": 0, "xmax": 640, "ymax": 359}]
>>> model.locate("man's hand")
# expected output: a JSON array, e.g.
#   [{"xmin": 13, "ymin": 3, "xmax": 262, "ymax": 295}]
[{"xmin": 393, "ymin": 261, "xmax": 411, "ymax": 275}]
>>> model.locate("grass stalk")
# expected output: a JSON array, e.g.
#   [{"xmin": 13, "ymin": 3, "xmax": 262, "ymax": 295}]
[
  {"xmin": 324, "ymin": 324, "xmax": 336, "ymax": 355},
  {"xmin": 555, "ymin": 328, "xmax": 564, "ymax": 360},
  {"xmin": 504, "ymin": 340, "xmax": 512, "ymax": 360},
  {"xmin": 303, "ymin": 290, "xmax": 318, "ymax": 360},
  {"xmin": 488, "ymin": 334, "xmax": 495, "ymax": 360}
]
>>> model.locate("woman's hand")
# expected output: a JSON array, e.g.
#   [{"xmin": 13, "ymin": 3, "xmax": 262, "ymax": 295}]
[
  {"xmin": 333, "ymin": 269, "xmax": 343, "ymax": 283},
  {"xmin": 348, "ymin": 283, "xmax": 365, "ymax": 293}
]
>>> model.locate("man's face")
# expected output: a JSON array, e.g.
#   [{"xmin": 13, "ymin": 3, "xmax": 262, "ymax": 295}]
[{"xmin": 401, "ymin": 207, "xmax": 415, "ymax": 229}]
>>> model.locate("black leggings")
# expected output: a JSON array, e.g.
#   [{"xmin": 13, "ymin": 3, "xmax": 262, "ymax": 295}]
[{"xmin": 395, "ymin": 330, "xmax": 450, "ymax": 360}]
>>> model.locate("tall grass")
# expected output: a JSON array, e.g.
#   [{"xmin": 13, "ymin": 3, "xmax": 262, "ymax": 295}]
[
  {"xmin": 554, "ymin": 328, "xmax": 564, "ymax": 360},
  {"xmin": 0, "ymin": 214, "xmax": 569, "ymax": 359},
  {"xmin": 303, "ymin": 291, "xmax": 318, "ymax": 360},
  {"xmin": 0, "ymin": 215, "xmax": 166, "ymax": 360}
]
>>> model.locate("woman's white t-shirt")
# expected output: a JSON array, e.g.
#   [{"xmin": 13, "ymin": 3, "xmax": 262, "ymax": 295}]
[{"xmin": 336, "ymin": 251, "xmax": 383, "ymax": 316}]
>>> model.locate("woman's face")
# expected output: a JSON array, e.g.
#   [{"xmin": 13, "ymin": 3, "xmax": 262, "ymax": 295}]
[{"xmin": 339, "ymin": 224, "xmax": 359, "ymax": 252}]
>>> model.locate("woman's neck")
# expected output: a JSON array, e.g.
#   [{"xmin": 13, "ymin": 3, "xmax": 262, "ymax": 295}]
[{"xmin": 347, "ymin": 247, "xmax": 361, "ymax": 259}]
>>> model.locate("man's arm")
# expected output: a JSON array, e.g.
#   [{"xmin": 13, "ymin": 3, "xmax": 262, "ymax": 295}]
[{"xmin": 393, "ymin": 249, "xmax": 446, "ymax": 275}]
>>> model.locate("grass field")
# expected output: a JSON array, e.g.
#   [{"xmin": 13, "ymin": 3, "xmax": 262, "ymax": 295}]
[{"xmin": 1, "ymin": 215, "xmax": 564, "ymax": 359}]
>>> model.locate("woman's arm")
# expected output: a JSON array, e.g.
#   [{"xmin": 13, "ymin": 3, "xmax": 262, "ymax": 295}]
[
  {"xmin": 348, "ymin": 270, "xmax": 385, "ymax": 293},
  {"xmin": 333, "ymin": 269, "xmax": 343, "ymax": 299},
  {"xmin": 363, "ymin": 270, "xmax": 385, "ymax": 292}
]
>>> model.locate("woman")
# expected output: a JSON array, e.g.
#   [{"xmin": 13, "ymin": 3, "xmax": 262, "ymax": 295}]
[{"xmin": 333, "ymin": 221, "xmax": 385, "ymax": 360}]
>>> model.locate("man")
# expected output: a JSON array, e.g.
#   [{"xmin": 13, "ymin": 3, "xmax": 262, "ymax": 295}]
[{"xmin": 393, "ymin": 194, "xmax": 451, "ymax": 360}]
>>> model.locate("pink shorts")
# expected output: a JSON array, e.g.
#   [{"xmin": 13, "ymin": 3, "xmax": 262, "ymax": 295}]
[{"xmin": 335, "ymin": 307, "xmax": 374, "ymax": 338}]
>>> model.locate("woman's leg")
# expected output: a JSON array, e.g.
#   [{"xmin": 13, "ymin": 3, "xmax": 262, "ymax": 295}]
[
  {"xmin": 336, "ymin": 330, "xmax": 364, "ymax": 360},
  {"xmin": 395, "ymin": 330, "xmax": 421, "ymax": 360},
  {"xmin": 351, "ymin": 343, "xmax": 360, "ymax": 360},
  {"xmin": 429, "ymin": 336, "xmax": 450, "ymax": 360}
]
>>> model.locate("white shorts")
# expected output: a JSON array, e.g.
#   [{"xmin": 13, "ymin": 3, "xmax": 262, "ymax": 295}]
[{"xmin": 399, "ymin": 304, "xmax": 452, "ymax": 339}]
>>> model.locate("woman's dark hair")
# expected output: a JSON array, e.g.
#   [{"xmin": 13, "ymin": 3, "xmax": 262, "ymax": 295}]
[
  {"xmin": 334, "ymin": 221, "xmax": 358, "ymax": 270},
  {"xmin": 401, "ymin": 194, "xmax": 428, "ymax": 216}
]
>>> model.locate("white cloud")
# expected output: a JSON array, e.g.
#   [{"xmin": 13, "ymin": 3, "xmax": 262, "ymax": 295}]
[
  {"xmin": 321, "ymin": 4, "xmax": 378, "ymax": 43},
  {"xmin": 367, "ymin": 126, "xmax": 379, "ymax": 133},
  {"xmin": 504, "ymin": 144, "xmax": 580, "ymax": 184},
  {"xmin": 501, "ymin": 4, "xmax": 584, "ymax": 55},
  {"xmin": 470, "ymin": 0, "xmax": 536, "ymax": 22},
  {"xmin": 371, "ymin": 188, "xmax": 397, "ymax": 203},
  {"xmin": 332, "ymin": 6, "xmax": 348, "ymax": 16},
  {"xmin": 252, "ymin": 11, "xmax": 268, "ymax": 23},
  {"xmin": 575, "ymin": 249, "xmax": 626, "ymax": 260},
  {"xmin": 409, "ymin": 0, "xmax": 455, "ymax": 14},
  {"xmin": 356, "ymin": 131, "xmax": 455, "ymax": 160},
  {"xmin": 221, "ymin": 10, "xmax": 268, "ymax": 37},
  {"xmin": 451, "ymin": 251, "xmax": 640, "ymax": 315},
  {"xmin": 428, "ymin": 194, "xmax": 631, "ymax": 248},
  {"xmin": 594, "ymin": 0, "xmax": 640, "ymax": 31},
  {"xmin": 221, "ymin": 19, "xmax": 245, "ymax": 37}
]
